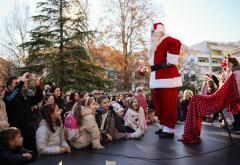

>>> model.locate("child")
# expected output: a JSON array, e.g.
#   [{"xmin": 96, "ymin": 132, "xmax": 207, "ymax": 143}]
[
  {"xmin": 0, "ymin": 127, "xmax": 36, "ymax": 164},
  {"xmin": 146, "ymin": 93, "xmax": 158, "ymax": 124},
  {"xmin": 67, "ymin": 98, "xmax": 104, "ymax": 149},
  {"xmin": 96, "ymin": 95, "xmax": 115, "ymax": 143},
  {"xmin": 180, "ymin": 90, "xmax": 193, "ymax": 121},
  {"xmin": 124, "ymin": 98, "xmax": 147, "ymax": 138},
  {"xmin": 207, "ymin": 80, "xmax": 217, "ymax": 95},
  {"xmin": 111, "ymin": 101, "xmax": 132, "ymax": 139},
  {"xmin": 36, "ymin": 104, "xmax": 70, "ymax": 155},
  {"xmin": 134, "ymin": 87, "xmax": 148, "ymax": 116},
  {"xmin": 206, "ymin": 80, "xmax": 219, "ymax": 122}
]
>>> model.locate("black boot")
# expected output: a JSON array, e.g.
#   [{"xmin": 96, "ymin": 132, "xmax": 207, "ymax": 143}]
[
  {"xmin": 159, "ymin": 132, "xmax": 174, "ymax": 138},
  {"xmin": 155, "ymin": 129, "xmax": 163, "ymax": 135}
]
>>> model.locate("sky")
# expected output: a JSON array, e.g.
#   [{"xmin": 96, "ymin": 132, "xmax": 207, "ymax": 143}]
[{"xmin": 0, "ymin": 0, "xmax": 239, "ymax": 46}]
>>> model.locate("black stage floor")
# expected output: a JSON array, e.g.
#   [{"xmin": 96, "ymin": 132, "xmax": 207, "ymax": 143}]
[{"xmin": 30, "ymin": 123, "xmax": 240, "ymax": 165}]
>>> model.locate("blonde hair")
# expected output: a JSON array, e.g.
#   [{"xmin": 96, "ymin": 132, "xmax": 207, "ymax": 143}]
[{"xmin": 183, "ymin": 90, "xmax": 193, "ymax": 100}]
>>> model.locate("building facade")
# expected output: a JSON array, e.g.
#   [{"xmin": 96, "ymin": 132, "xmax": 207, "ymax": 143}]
[
  {"xmin": 181, "ymin": 41, "xmax": 240, "ymax": 92},
  {"xmin": 0, "ymin": 57, "xmax": 16, "ymax": 85}
]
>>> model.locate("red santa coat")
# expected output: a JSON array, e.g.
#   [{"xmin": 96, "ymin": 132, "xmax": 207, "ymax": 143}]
[{"xmin": 149, "ymin": 36, "xmax": 182, "ymax": 89}]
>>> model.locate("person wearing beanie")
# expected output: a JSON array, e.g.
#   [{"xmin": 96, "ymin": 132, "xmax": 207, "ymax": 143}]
[{"xmin": 111, "ymin": 101, "xmax": 132, "ymax": 139}]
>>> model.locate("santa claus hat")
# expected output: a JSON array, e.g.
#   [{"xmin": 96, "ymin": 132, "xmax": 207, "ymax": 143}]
[{"xmin": 152, "ymin": 22, "xmax": 165, "ymax": 33}]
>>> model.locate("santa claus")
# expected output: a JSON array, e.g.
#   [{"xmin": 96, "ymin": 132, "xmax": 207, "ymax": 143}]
[{"xmin": 148, "ymin": 22, "xmax": 182, "ymax": 138}]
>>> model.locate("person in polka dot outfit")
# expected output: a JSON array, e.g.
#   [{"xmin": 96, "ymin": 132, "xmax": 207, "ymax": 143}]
[{"xmin": 179, "ymin": 57, "xmax": 240, "ymax": 144}]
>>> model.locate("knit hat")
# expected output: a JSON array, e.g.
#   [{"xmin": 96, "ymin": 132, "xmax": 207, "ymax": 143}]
[{"xmin": 111, "ymin": 101, "xmax": 123, "ymax": 113}]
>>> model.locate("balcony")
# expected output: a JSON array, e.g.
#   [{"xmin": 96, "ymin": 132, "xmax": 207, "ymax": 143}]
[
  {"xmin": 198, "ymin": 62, "xmax": 210, "ymax": 67},
  {"xmin": 210, "ymin": 54, "xmax": 223, "ymax": 59}
]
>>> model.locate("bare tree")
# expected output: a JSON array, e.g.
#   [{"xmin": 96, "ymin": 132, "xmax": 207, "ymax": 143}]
[
  {"xmin": 101, "ymin": 0, "xmax": 161, "ymax": 90},
  {"xmin": 0, "ymin": 2, "xmax": 30, "ymax": 67}
]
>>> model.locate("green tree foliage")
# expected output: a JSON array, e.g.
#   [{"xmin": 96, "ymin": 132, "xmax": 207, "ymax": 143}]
[{"xmin": 22, "ymin": 0, "xmax": 109, "ymax": 91}]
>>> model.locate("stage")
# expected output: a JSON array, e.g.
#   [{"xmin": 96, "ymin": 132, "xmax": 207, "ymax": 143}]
[{"xmin": 30, "ymin": 122, "xmax": 240, "ymax": 165}]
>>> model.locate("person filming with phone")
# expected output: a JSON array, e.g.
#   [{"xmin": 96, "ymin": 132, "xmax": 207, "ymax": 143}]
[{"xmin": 3, "ymin": 72, "xmax": 43, "ymax": 152}]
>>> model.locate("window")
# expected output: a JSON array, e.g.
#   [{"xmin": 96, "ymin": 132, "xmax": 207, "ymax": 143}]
[
  {"xmin": 198, "ymin": 57, "xmax": 209, "ymax": 63},
  {"xmin": 212, "ymin": 67, "xmax": 221, "ymax": 73},
  {"xmin": 212, "ymin": 58, "xmax": 221, "ymax": 64}
]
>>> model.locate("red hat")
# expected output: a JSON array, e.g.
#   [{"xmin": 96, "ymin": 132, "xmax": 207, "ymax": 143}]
[
  {"xmin": 153, "ymin": 22, "xmax": 164, "ymax": 30},
  {"xmin": 152, "ymin": 22, "xmax": 165, "ymax": 33}
]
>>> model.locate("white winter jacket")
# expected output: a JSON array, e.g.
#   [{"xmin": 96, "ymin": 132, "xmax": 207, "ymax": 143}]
[{"xmin": 36, "ymin": 119, "xmax": 69, "ymax": 155}]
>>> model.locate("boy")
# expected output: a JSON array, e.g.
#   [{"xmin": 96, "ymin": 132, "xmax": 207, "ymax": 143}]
[
  {"xmin": 0, "ymin": 127, "xmax": 36, "ymax": 164},
  {"xmin": 96, "ymin": 96, "xmax": 115, "ymax": 143}
]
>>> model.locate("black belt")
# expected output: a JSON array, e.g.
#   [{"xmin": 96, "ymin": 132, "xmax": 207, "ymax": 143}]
[{"xmin": 150, "ymin": 62, "xmax": 169, "ymax": 72}]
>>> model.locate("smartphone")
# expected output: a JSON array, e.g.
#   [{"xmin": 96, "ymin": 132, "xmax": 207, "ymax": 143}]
[{"xmin": 30, "ymin": 74, "xmax": 37, "ymax": 80}]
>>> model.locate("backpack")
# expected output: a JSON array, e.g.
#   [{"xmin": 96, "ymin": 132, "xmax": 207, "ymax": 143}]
[{"xmin": 64, "ymin": 111, "xmax": 78, "ymax": 140}]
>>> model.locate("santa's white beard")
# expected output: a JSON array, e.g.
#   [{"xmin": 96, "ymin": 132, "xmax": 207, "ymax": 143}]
[{"xmin": 148, "ymin": 32, "xmax": 168, "ymax": 65}]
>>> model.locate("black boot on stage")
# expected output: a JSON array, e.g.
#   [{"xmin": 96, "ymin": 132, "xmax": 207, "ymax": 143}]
[
  {"xmin": 159, "ymin": 132, "xmax": 174, "ymax": 138},
  {"xmin": 155, "ymin": 129, "xmax": 163, "ymax": 135}
]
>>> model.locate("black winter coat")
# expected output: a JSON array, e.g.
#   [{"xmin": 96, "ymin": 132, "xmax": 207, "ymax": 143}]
[
  {"xmin": 4, "ymin": 81, "xmax": 43, "ymax": 128},
  {"xmin": 0, "ymin": 144, "xmax": 36, "ymax": 165}
]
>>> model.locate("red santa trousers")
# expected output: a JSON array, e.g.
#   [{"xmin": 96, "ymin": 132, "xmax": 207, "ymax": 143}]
[
  {"xmin": 179, "ymin": 74, "xmax": 240, "ymax": 144},
  {"xmin": 151, "ymin": 88, "xmax": 178, "ymax": 129}
]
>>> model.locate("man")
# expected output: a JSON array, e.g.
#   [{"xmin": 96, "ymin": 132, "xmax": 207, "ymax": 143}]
[
  {"xmin": 4, "ymin": 72, "xmax": 43, "ymax": 151},
  {"xmin": 148, "ymin": 22, "xmax": 182, "ymax": 138}
]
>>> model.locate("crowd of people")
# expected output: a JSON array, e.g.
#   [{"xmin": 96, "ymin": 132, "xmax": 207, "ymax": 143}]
[
  {"xmin": 0, "ymin": 57, "xmax": 240, "ymax": 163},
  {"xmin": 0, "ymin": 17, "xmax": 240, "ymax": 164},
  {"xmin": 0, "ymin": 73, "xmax": 159, "ymax": 164}
]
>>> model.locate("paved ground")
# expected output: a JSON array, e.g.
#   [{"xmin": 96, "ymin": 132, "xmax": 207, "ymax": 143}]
[{"xmin": 30, "ymin": 122, "xmax": 240, "ymax": 165}]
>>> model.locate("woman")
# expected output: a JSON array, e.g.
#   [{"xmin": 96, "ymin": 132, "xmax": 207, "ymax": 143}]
[
  {"xmin": 50, "ymin": 86, "xmax": 65, "ymax": 110},
  {"xmin": 50, "ymin": 86, "xmax": 66, "ymax": 121},
  {"xmin": 227, "ymin": 58, "xmax": 240, "ymax": 130},
  {"xmin": 179, "ymin": 57, "xmax": 240, "ymax": 144},
  {"xmin": 42, "ymin": 93, "xmax": 55, "ymax": 105},
  {"xmin": 66, "ymin": 92, "xmax": 80, "ymax": 112}
]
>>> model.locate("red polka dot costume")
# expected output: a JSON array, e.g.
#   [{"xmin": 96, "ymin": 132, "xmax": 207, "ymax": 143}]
[{"xmin": 179, "ymin": 73, "xmax": 240, "ymax": 144}]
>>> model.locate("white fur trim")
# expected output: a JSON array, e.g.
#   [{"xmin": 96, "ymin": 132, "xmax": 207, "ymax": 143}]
[
  {"xmin": 154, "ymin": 24, "xmax": 165, "ymax": 33},
  {"xmin": 167, "ymin": 52, "xmax": 179, "ymax": 65},
  {"xmin": 159, "ymin": 124, "xmax": 164, "ymax": 129},
  {"xmin": 150, "ymin": 72, "xmax": 182, "ymax": 88},
  {"xmin": 148, "ymin": 35, "xmax": 169, "ymax": 65}
]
